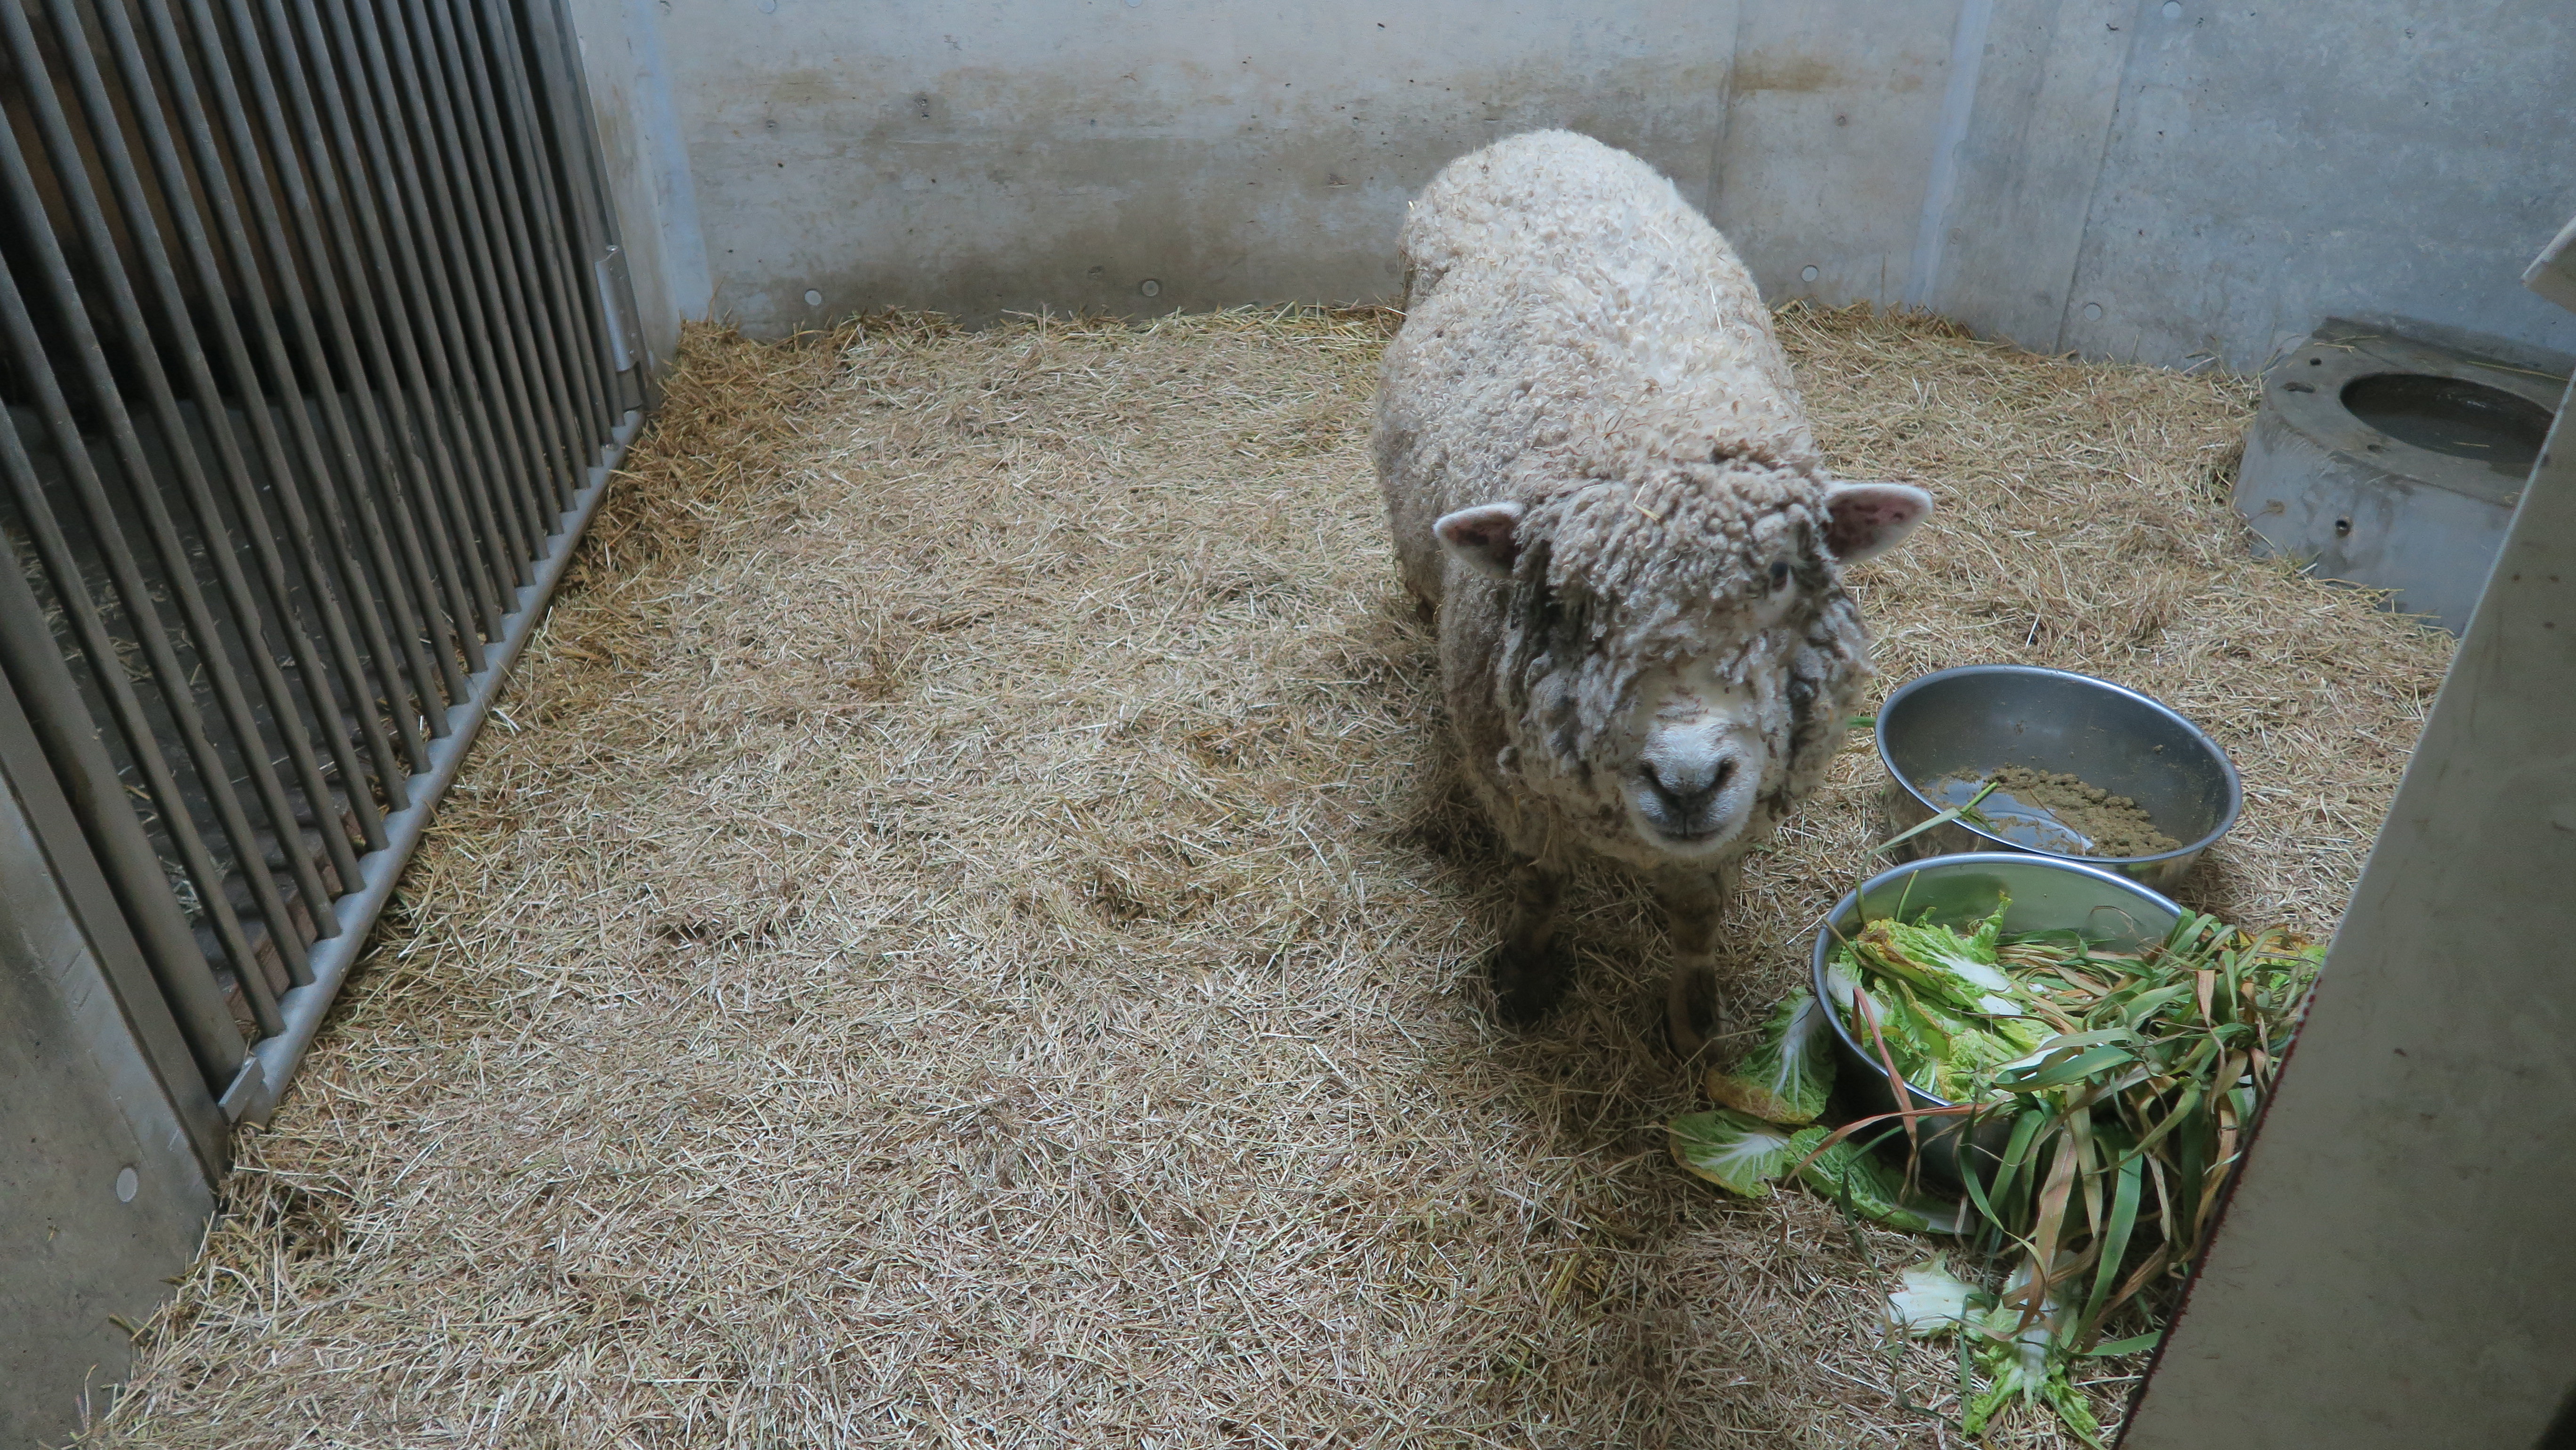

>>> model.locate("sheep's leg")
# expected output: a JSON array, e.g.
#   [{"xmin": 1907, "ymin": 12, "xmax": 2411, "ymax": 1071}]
[
  {"xmin": 1659, "ymin": 861, "xmax": 1739, "ymax": 1058},
  {"xmin": 1489, "ymin": 860, "xmax": 1569, "ymax": 1024}
]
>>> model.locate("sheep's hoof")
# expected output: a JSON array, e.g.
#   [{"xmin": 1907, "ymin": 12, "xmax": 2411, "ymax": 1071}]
[
  {"xmin": 1489, "ymin": 944, "xmax": 1573, "ymax": 1026},
  {"xmin": 1665, "ymin": 965, "xmax": 1722, "ymax": 1059}
]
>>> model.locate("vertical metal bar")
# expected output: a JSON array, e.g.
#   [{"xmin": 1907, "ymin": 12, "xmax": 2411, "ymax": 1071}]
[
  {"xmin": 275, "ymin": 0, "xmax": 511, "ymax": 647},
  {"xmin": 425, "ymin": 0, "xmax": 582, "ymax": 523},
  {"xmin": 235, "ymin": 406, "xmax": 641, "ymax": 1125},
  {"xmin": 534, "ymin": 0, "xmax": 631, "ymax": 435},
  {"xmin": 24, "ymin": 0, "xmax": 346, "ymax": 930},
  {"xmin": 476, "ymin": 0, "xmax": 614, "ymax": 467},
  {"xmin": 0, "ymin": 438, "xmax": 250, "ymax": 1097},
  {"xmin": 520, "ymin": 0, "xmax": 644, "ymax": 419},
  {"xmin": 111, "ymin": 0, "xmax": 415, "ymax": 837},
  {"xmin": 422, "ymin": 0, "xmax": 584, "ymax": 532},
  {"xmin": 223, "ymin": 0, "xmax": 482, "ymax": 700},
  {"xmin": 0, "ymin": 269, "xmax": 283, "ymax": 1035},
  {"xmin": 0, "ymin": 0, "xmax": 319, "ymax": 979},
  {"xmin": 469, "ymin": 0, "xmax": 603, "ymax": 477},
  {"xmin": 335, "ymin": 0, "xmax": 539, "ymax": 581},
  {"xmin": 518, "ymin": 0, "xmax": 642, "ymax": 418},
  {"xmin": 0, "ymin": 0, "xmax": 654, "ymax": 1124},
  {"xmin": 274, "ymin": 0, "xmax": 510, "ymax": 652},
  {"xmin": 180, "ymin": 0, "xmax": 449, "ymax": 765},
  {"xmin": 393, "ymin": 0, "xmax": 564, "ymax": 552},
  {"xmin": 43, "ymin": 0, "xmax": 370, "ymax": 894}
]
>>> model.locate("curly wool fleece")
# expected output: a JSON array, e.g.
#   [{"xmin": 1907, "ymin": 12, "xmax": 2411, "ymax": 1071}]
[{"xmin": 1374, "ymin": 129, "xmax": 1876, "ymax": 869}]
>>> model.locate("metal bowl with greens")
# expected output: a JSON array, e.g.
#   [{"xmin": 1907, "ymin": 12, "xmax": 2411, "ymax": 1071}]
[
  {"xmin": 1809, "ymin": 854, "xmax": 2184, "ymax": 1184},
  {"xmin": 1672, "ymin": 852, "xmax": 2324, "ymax": 1442}
]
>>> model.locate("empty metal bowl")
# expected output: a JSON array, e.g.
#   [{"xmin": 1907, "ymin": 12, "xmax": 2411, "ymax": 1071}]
[
  {"xmin": 1874, "ymin": 664, "xmax": 2241, "ymax": 892},
  {"xmin": 1811, "ymin": 853, "xmax": 2185, "ymax": 1187}
]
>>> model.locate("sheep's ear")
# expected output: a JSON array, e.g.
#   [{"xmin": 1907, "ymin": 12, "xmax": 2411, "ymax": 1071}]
[
  {"xmin": 1434, "ymin": 502, "xmax": 1526, "ymax": 579},
  {"xmin": 1822, "ymin": 482, "xmax": 1932, "ymax": 564}
]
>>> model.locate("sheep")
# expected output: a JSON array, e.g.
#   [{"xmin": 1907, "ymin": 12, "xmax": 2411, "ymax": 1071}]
[{"xmin": 1371, "ymin": 130, "xmax": 1932, "ymax": 1052}]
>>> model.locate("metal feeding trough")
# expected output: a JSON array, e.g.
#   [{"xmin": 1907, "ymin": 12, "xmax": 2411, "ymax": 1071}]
[
  {"xmin": 1874, "ymin": 665, "xmax": 2242, "ymax": 894},
  {"xmin": 2234, "ymin": 318, "xmax": 2569, "ymax": 633}
]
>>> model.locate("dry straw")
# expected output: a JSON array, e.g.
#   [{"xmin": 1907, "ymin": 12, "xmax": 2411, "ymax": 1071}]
[{"xmin": 85, "ymin": 304, "xmax": 2450, "ymax": 1449}]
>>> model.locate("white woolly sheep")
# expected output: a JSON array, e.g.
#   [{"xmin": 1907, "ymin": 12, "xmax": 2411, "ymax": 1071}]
[{"xmin": 1372, "ymin": 129, "xmax": 1932, "ymax": 1050}]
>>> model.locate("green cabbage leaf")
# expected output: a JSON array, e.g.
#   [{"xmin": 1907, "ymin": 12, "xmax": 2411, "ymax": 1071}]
[
  {"xmin": 1884, "ymin": 1257, "xmax": 1982, "ymax": 1338},
  {"xmin": 1666, "ymin": 1110, "xmax": 1826, "ymax": 1199},
  {"xmin": 1961, "ymin": 1269, "xmax": 2106, "ymax": 1446},
  {"xmin": 1794, "ymin": 1132, "xmax": 1963, "ymax": 1235},
  {"xmin": 1853, "ymin": 897, "xmax": 2027, "ymax": 1019},
  {"xmin": 1707, "ymin": 990, "xmax": 1836, "ymax": 1126}
]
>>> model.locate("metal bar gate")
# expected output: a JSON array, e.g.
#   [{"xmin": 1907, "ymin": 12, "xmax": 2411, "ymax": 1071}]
[{"xmin": 0, "ymin": 0, "xmax": 648, "ymax": 1156}]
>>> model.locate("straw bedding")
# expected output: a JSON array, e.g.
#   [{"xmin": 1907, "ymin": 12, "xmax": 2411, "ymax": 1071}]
[{"xmin": 87, "ymin": 305, "xmax": 2452, "ymax": 1448}]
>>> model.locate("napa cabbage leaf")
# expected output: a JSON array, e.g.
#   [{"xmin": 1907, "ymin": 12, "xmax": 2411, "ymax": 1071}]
[
  {"xmin": 1707, "ymin": 990, "xmax": 1837, "ymax": 1125},
  {"xmin": 1962, "ymin": 1268, "xmax": 2106, "ymax": 1446},
  {"xmin": 1794, "ymin": 1132, "xmax": 1964, "ymax": 1234},
  {"xmin": 1853, "ymin": 896, "xmax": 2028, "ymax": 1019},
  {"xmin": 1884, "ymin": 1257, "xmax": 1982, "ymax": 1337},
  {"xmin": 1666, "ymin": 1110, "xmax": 1826, "ymax": 1199}
]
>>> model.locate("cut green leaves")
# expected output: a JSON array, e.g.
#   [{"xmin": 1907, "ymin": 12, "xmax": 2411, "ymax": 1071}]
[
  {"xmin": 1885, "ymin": 1257, "xmax": 1982, "ymax": 1338},
  {"xmin": 1683, "ymin": 896, "xmax": 2323, "ymax": 1444},
  {"xmin": 1798, "ymin": 1131, "xmax": 1965, "ymax": 1234}
]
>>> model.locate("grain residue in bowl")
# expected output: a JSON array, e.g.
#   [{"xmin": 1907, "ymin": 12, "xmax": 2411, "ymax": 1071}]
[{"xmin": 1937, "ymin": 765, "xmax": 2183, "ymax": 858}]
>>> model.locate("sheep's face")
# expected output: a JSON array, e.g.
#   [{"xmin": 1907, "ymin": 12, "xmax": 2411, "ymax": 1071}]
[
  {"xmin": 1620, "ymin": 656, "xmax": 1771, "ymax": 855},
  {"xmin": 1487, "ymin": 544, "xmax": 1824, "ymax": 865},
  {"xmin": 1435, "ymin": 471, "xmax": 1930, "ymax": 866}
]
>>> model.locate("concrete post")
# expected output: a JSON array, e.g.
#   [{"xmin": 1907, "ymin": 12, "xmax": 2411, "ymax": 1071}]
[
  {"xmin": 2120, "ymin": 230, "xmax": 2576, "ymax": 1448},
  {"xmin": 0, "ymin": 762, "xmax": 217, "ymax": 1445}
]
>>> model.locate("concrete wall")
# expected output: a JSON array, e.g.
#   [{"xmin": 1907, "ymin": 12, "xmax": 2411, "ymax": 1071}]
[
  {"xmin": 652, "ymin": 0, "xmax": 1739, "ymax": 334},
  {"xmin": 2024, "ymin": 0, "xmax": 2576, "ymax": 367},
  {"xmin": 572, "ymin": 0, "xmax": 2576, "ymax": 369}
]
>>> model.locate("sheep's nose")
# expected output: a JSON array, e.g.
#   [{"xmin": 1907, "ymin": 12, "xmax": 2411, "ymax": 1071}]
[{"xmin": 1647, "ymin": 756, "xmax": 1734, "ymax": 821}]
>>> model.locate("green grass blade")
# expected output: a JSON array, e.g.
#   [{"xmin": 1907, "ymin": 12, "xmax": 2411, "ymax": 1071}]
[
  {"xmin": 2080, "ymin": 1140, "xmax": 2146, "ymax": 1341},
  {"xmin": 1984, "ymin": 1107, "xmax": 2050, "ymax": 1227},
  {"xmin": 2003, "ymin": 1044, "xmax": 2136, "ymax": 1090},
  {"xmin": 2029, "ymin": 1027, "xmax": 2135, "ymax": 1053},
  {"xmin": 2082, "ymin": 1329, "xmax": 2163, "ymax": 1357},
  {"xmin": 2125, "ymin": 1081, "xmax": 2203, "ymax": 1163},
  {"xmin": 2121, "ymin": 982, "xmax": 2196, "ymax": 1027},
  {"xmin": 1873, "ymin": 779, "xmax": 1999, "ymax": 858}
]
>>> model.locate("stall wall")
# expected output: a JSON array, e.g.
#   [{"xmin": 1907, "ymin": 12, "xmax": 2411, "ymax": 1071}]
[
  {"xmin": 0, "ymin": 765, "xmax": 215, "ymax": 1445},
  {"xmin": 583, "ymin": 0, "xmax": 2576, "ymax": 371},
  {"xmin": 1940, "ymin": 0, "xmax": 2576, "ymax": 367},
  {"xmin": 655, "ymin": 0, "xmax": 1741, "ymax": 334}
]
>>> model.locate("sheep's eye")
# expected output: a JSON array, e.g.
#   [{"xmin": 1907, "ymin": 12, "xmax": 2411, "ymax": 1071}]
[{"xmin": 1767, "ymin": 558, "xmax": 1793, "ymax": 591}]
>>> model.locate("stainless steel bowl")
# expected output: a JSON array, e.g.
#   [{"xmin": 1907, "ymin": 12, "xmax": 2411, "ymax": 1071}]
[
  {"xmin": 1874, "ymin": 664, "xmax": 2242, "ymax": 892},
  {"xmin": 1811, "ymin": 853, "xmax": 2185, "ymax": 1187}
]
